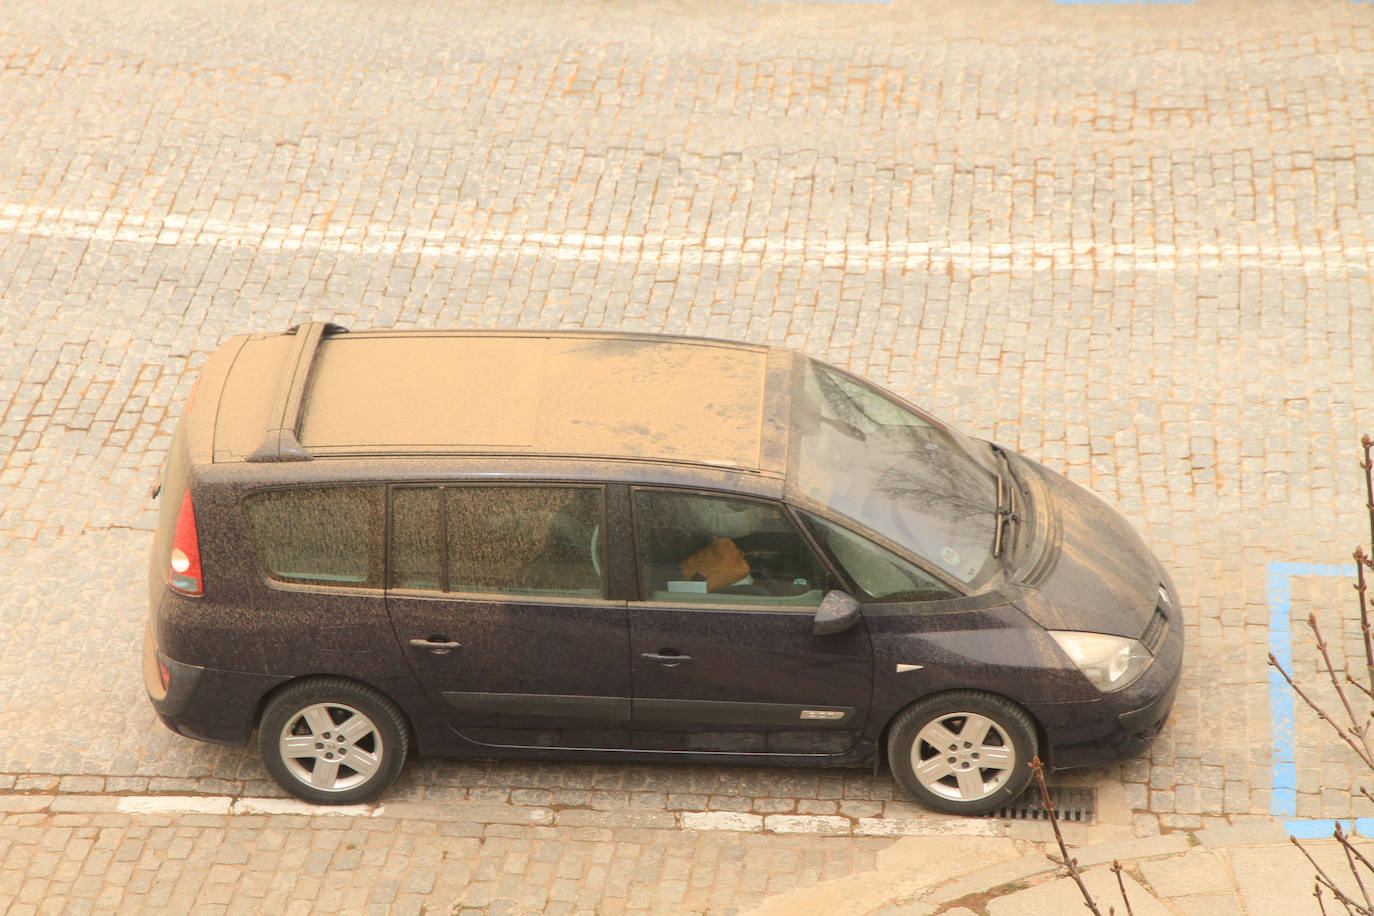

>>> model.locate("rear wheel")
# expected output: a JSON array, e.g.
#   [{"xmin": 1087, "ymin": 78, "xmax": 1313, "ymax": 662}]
[
  {"xmin": 259, "ymin": 678, "xmax": 409, "ymax": 805},
  {"xmin": 887, "ymin": 691, "xmax": 1037, "ymax": 816}
]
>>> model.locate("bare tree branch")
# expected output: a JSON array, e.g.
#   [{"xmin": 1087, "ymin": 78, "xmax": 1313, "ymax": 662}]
[
  {"xmin": 1343, "ymin": 669, "xmax": 1374, "ymax": 705},
  {"xmin": 1269, "ymin": 653, "xmax": 1374, "ymax": 771},
  {"xmin": 1358, "ymin": 546, "xmax": 1374, "ymax": 690},
  {"xmin": 1290, "ymin": 836, "xmax": 1373, "ymax": 915},
  {"xmin": 1361, "ymin": 435, "xmax": 1373, "ymax": 563},
  {"xmin": 1109, "ymin": 861, "xmax": 1135, "ymax": 916},
  {"xmin": 1030, "ymin": 757, "xmax": 1106, "ymax": 915},
  {"xmin": 1335, "ymin": 823, "xmax": 1374, "ymax": 887},
  {"xmin": 1306, "ymin": 612, "xmax": 1374, "ymax": 763}
]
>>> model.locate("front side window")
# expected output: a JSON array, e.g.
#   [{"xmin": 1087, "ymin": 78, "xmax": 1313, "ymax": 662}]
[
  {"xmin": 804, "ymin": 514, "xmax": 959, "ymax": 603},
  {"xmin": 633, "ymin": 489, "xmax": 828, "ymax": 607},
  {"xmin": 389, "ymin": 485, "xmax": 605, "ymax": 599},
  {"xmin": 244, "ymin": 486, "xmax": 383, "ymax": 587}
]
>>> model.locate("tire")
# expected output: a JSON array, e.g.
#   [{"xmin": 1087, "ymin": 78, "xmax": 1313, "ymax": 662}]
[
  {"xmin": 886, "ymin": 691, "xmax": 1038, "ymax": 816},
  {"xmin": 258, "ymin": 678, "xmax": 409, "ymax": 805}
]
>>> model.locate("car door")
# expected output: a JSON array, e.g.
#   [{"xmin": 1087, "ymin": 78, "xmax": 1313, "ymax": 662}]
[
  {"xmin": 627, "ymin": 488, "xmax": 874, "ymax": 755},
  {"xmin": 384, "ymin": 483, "xmax": 632, "ymax": 749}
]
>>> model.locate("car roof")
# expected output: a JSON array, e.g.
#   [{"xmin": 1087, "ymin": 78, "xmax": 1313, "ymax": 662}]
[{"xmin": 210, "ymin": 326, "xmax": 795, "ymax": 478}]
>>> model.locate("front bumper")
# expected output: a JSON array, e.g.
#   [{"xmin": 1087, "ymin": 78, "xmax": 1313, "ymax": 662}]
[{"xmin": 1026, "ymin": 589, "xmax": 1185, "ymax": 770}]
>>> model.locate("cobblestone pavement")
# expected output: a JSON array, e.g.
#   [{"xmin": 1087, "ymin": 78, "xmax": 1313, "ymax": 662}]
[
  {"xmin": 0, "ymin": 798, "xmax": 894, "ymax": 915},
  {"xmin": 2, "ymin": 0, "xmax": 1373, "ymax": 911}
]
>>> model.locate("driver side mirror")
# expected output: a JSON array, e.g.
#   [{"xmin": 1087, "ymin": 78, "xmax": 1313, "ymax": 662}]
[{"xmin": 813, "ymin": 590, "xmax": 861, "ymax": 635}]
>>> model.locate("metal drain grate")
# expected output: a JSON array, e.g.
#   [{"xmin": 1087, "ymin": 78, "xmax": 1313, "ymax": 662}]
[{"xmin": 989, "ymin": 786, "xmax": 1097, "ymax": 824}]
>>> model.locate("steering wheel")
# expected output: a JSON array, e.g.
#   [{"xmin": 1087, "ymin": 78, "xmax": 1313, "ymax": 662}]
[
  {"xmin": 590, "ymin": 524, "xmax": 601, "ymax": 577},
  {"xmin": 741, "ymin": 548, "xmax": 782, "ymax": 584}
]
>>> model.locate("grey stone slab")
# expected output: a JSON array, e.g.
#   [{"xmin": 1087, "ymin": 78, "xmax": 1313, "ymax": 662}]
[
  {"xmin": 986, "ymin": 867, "xmax": 1173, "ymax": 916},
  {"xmin": 1139, "ymin": 850, "xmax": 1236, "ymax": 898}
]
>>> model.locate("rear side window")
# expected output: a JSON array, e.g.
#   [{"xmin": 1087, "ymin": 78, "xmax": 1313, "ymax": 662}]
[
  {"xmin": 389, "ymin": 485, "xmax": 605, "ymax": 599},
  {"xmin": 243, "ymin": 487, "xmax": 384, "ymax": 587}
]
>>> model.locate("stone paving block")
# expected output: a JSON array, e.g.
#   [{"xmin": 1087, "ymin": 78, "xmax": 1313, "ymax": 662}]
[
  {"xmin": 0, "ymin": 797, "xmax": 53, "ymax": 814},
  {"xmin": 230, "ymin": 798, "xmax": 369, "ymax": 818},
  {"xmin": 553, "ymin": 809, "xmax": 677, "ymax": 830},
  {"xmin": 853, "ymin": 816, "xmax": 1001, "ymax": 838},
  {"xmin": 681, "ymin": 812, "xmax": 763, "ymax": 833},
  {"xmin": 378, "ymin": 801, "xmax": 552, "ymax": 826},
  {"xmin": 764, "ymin": 815, "xmax": 851, "ymax": 836}
]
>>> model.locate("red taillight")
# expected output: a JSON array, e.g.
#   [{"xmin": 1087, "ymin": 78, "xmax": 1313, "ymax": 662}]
[
  {"xmin": 167, "ymin": 486, "xmax": 203, "ymax": 596},
  {"xmin": 159, "ymin": 660, "xmax": 171, "ymax": 691}
]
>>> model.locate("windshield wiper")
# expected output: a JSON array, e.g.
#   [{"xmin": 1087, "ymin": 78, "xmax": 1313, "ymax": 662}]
[{"xmin": 992, "ymin": 450, "xmax": 1019, "ymax": 558}]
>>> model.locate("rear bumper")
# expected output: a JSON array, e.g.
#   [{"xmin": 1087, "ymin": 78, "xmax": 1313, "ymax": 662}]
[{"xmin": 143, "ymin": 619, "xmax": 282, "ymax": 747}]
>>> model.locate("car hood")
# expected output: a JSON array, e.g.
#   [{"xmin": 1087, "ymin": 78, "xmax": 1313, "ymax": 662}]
[{"xmin": 1010, "ymin": 457, "xmax": 1165, "ymax": 639}]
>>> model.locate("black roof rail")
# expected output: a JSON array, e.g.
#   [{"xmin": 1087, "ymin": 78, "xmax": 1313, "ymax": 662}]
[{"xmin": 246, "ymin": 321, "xmax": 349, "ymax": 462}]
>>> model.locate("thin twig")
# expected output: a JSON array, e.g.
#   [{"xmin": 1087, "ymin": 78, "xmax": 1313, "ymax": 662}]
[
  {"xmin": 1335, "ymin": 822, "xmax": 1374, "ymax": 911},
  {"xmin": 1335, "ymin": 823, "xmax": 1374, "ymax": 882},
  {"xmin": 1110, "ymin": 861, "xmax": 1135, "ymax": 916},
  {"xmin": 1358, "ymin": 546, "xmax": 1374, "ymax": 690},
  {"xmin": 1343, "ymin": 669, "xmax": 1374, "ymax": 705},
  {"xmin": 1313, "ymin": 880, "xmax": 1330, "ymax": 916},
  {"xmin": 1030, "ymin": 757, "xmax": 1103, "ymax": 915},
  {"xmin": 1361, "ymin": 435, "xmax": 1374, "ymax": 565}
]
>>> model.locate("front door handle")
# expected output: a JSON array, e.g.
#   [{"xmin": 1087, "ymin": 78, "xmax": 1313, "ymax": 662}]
[
  {"xmin": 641, "ymin": 650, "xmax": 692, "ymax": 667},
  {"xmin": 409, "ymin": 637, "xmax": 462, "ymax": 655}
]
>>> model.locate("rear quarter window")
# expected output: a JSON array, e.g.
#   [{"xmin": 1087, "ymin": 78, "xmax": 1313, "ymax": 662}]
[{"xmin": 243, "ymin": 486, "xmax": 384, "ymax": 588}]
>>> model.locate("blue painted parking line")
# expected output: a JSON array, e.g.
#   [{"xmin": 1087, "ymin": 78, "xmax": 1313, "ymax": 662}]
[
  {"xmin": 1287, "ymin": 818, "xmax": 1355, "ymax": 839},
  {"xmin": 1267, "ymin": 561, "xmax": 1359, "ymax": 834}
]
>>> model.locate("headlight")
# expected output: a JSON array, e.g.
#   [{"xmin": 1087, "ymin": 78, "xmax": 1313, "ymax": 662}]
[{"xmin": 1049, "ymin": 631, "xmax": 1153, "ymax": 692}]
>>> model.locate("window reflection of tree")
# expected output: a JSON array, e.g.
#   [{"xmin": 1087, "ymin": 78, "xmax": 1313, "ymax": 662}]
[{"xmin": 805, "ymin": 366, "xmax": 996, "ymax": 580}]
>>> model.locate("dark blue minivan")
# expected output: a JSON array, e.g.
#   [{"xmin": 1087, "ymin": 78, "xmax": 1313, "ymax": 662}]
[{"xmin": 145, "ymin": 323, "xmax": 1182, "ymax": 815}]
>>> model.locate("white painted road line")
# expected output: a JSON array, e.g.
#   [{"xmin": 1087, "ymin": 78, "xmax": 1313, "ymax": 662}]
[
  {"xmin": 2, "ymin": 203, "xmax": 1369, "ymax": 273},
  {"xmin": 116, "ymin": 796, "xmax": 233, "ymax": 816},
  {"xmin": 4, "ymin": 793, "xmax": 1008, "ymax": 836}
]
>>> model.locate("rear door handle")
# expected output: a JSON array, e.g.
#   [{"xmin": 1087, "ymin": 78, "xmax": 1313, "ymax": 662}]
[
  {"xmin": 641, "ymin": 651, "xmax": 692, "ymax": 667},
  {"xmin": 409, "ymin": 637, "xmax": 462, "ymax": 655}
]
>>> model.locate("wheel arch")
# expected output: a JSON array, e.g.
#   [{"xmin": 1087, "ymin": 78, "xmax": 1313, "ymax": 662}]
[
  {"xmin": 877, "ymin": 688, "xmax": 1053, "ymax": 771},
  {"xmin": 252, "ymin": 673, "xmax": 416, "ymax": 747}
]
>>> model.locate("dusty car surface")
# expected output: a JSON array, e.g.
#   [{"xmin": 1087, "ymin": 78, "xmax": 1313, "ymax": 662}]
[{"xmin": 145, "ymin": 323, "xmax": 1183, "ymax": 815}]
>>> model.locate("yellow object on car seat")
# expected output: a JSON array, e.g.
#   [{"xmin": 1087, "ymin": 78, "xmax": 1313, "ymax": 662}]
[{"xmin": 680, "ymin": 537, "xmax": 751, "ymax": 592}]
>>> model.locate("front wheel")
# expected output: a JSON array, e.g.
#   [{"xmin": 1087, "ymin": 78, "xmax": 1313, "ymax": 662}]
[
  {"xmin": 887, "ymin": 691, "xmax": 1038, "ymax": 816},
  {"xmin": 259, "ymin": 678, "xmax": 409, "ymax": 805}
]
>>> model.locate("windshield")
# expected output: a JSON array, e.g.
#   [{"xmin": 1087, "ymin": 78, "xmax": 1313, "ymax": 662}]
[{"xmin": 788, "ymin": 360, "xmax": 1000, "ymax": 586}]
